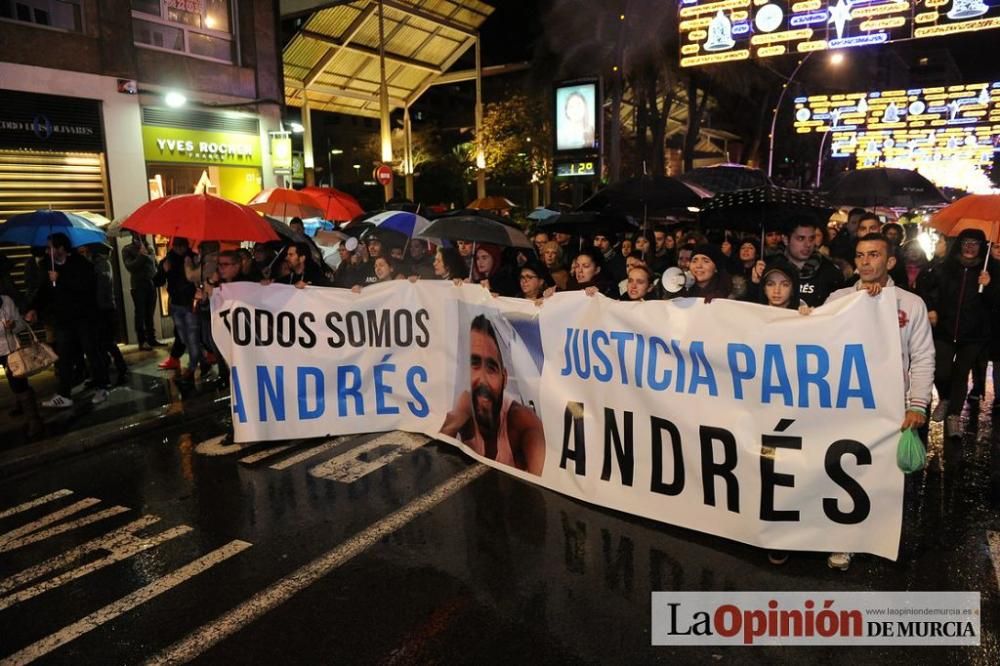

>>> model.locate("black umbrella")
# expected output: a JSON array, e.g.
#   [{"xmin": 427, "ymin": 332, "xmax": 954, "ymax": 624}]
[
  {"xmin": 700, "ymin": 186, "xmax": 835, "ymax": 234},
  {"xmin": 577, "ymin": 175, "xmax": 705, "ymax": 218},
  {"xmin": 536, "ymin": 209, "xmax": 639, "ymax": 236},
  {"xmin": 415, "ymin": 215, "xmax": 532, "ymax": 248},
  {"xmin": 429, "ymin": 207, "xmax": 522, "ymax": 229},
  {"xmin": 824, "ymin": 168, "xmax": 946, "ymax": 209},
  {"xmin": 677, "ymin": 164, "xmax": 771, "ymax": 195},
  {"xmin": 263, "ymin": 216, "xmax": 324, "ymax": 266}
]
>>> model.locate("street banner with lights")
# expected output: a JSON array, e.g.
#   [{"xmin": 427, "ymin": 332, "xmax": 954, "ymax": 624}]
[
  {"xmin": 212, "ymin": 281, "xmax": 907, "ymax": 559},
  {"xmin": 794, "ymin": 80, "xmax": 1000, "ymax": 189},
  {"xmin": 679, "ymin": 0, "xmax": 1000, "ymax": 67}
]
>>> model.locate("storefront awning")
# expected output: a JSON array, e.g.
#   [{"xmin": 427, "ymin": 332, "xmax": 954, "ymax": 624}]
[{"xmin": 283, "ymin": 0, "xmax": 494, "ymax": 118}]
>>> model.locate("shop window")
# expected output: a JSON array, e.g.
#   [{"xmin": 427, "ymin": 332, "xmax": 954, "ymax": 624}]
[
  {"xmin": 131, "ymin": 0, "xmax": 233, "ymax": 63},
  {"xmin": 0, "ymin": 0, "xmax": 82, "ymax": 32}
]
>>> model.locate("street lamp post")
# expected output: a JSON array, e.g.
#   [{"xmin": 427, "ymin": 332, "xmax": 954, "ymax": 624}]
[{"xmin": 767, "ymin": 51, "xmax": 844, "ymax": 179}]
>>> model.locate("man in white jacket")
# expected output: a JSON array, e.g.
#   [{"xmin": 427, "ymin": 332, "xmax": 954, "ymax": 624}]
[{"xmin": 823, "ymin": 232, "xmax": 935, "ymax": 571}]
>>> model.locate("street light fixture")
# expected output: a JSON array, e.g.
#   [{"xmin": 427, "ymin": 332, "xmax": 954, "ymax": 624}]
[
  {"xmin": 767, "ymin": 52, "xmax": 845, "ymax": 178},
  {"xmin": 164, "ymin": 91, "xmax": 187, "ymax": 108}
]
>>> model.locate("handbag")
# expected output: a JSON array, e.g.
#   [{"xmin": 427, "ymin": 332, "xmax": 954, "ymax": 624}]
[{"xmin": 6, "ymin": 325, "xmax": 59, "ymax": 378}]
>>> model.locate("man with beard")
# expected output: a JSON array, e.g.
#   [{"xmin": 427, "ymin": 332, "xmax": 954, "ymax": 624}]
[{"xmin": 440, "ymin": 314, "xmax": 545, "ymax": 475}]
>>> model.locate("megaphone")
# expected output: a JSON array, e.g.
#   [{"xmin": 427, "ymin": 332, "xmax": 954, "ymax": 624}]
[{"xmin": 662, "ymin": 267, "xmax": 692, "ymax": 294}]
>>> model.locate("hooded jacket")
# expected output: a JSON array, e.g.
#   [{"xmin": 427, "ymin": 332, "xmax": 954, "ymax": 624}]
[{"xmin": 927, "ymin": 228, "xmax": 995, "ymax": 343}]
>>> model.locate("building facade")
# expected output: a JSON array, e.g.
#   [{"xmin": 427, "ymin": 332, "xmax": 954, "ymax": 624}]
[{"xmin": 1, "ymin": 0, "xmax": 284, "ymax": 342}]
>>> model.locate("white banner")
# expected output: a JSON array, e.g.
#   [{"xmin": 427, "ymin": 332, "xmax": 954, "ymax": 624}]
[{"xmin": 211, "ymin": 281, "xmax": 907, "ymax": 559}]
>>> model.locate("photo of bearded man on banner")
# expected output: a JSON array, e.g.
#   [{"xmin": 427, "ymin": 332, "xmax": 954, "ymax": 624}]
[{"xmin": 439, "ymin": 307, "xmax": 546, "ymax": 476}]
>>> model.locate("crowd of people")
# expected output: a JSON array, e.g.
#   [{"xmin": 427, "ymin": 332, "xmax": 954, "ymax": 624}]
[{"xmin": 1, "ymin": 205, "xmax": 997, "ymax": 570}]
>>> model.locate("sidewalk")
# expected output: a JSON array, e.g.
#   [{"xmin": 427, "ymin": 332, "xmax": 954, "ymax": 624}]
[{"xmin": 0, "ymin": 344, "xmax": 231, "ymax": 478}]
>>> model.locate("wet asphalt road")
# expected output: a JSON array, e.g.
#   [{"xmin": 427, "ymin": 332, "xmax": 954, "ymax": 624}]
[{"xmin": 1, "ymin": 396, "xmax": 999, "ymax": 664}]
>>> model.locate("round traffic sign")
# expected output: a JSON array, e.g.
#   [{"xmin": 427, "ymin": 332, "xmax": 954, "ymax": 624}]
[{"xmin": 374, "ymin": 165, "xmax": 393, "ymax": 186}]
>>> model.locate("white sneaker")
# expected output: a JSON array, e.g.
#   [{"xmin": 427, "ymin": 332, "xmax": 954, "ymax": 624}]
[
  {"xmin": 91, "ymin": 389, "xmax": 109, "ymax": 405},
  {"xmin": 827, "ymin": 552, "xmax": 853, "ymax": 571},
  {"xmin": 930, "ymin": 399, "xmax": 949, "ymax": 422},
  {"xmin": 42, "ymin": 394, "xmax": 74, "ymax": 408}
]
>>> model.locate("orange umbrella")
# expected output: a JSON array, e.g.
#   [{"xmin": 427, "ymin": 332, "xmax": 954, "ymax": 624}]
[
  {"xmin": 300, "ymin": 186, "xmax": 364, "ymax": 221},
  {"xmin": 248, "ymin": 187, "xmax": 325, "ymax": 219},
  {"xmin": 467, "ymin": 195, "xmax": 515, "ymax": 211},
  {"xmin": 929, "ymin": 194, "xmax": 1000, "ymax": 243},
  {"xmin": 123, "ymin": 193, "xmax": 278, "ymax": 242}
]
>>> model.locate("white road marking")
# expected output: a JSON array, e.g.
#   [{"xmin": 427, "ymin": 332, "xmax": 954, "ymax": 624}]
[
  {"xmin": 0, "ymin": 525, "xmax": 192, "ymax": 610},
  {"xmin": 0, "ymin": 490, "xmax": 73, "ymax": 520},
  {"xmin": 268, "ymin": 436, "xmax": 350, "ymax": 471},
  {"xmin": 1, "ymin": 540, "xmax": 252, "ymax": 666},
  {"xmin": 988, "ymin": 531, "xmax": 1000, "ymax": 593},
  {"xmin": 194, "ymin": 434, "xmax": 249, "ymax": 457},
  {"xmin": 238, "ymin": 444, "xmax": 296, "ymax": 465},
  {"xmin": 0, "ymin": 498, "xmax": 101, "ymax": 547},
  {"xmin": 147, "ymin": 464, "xmax": 488, "ymax": 665},
  {"xmin": 0, "ymin": 505, "xmax": 130, "ymax": 553},
  {"xmin": 308, "ymin": 432, "xmax": 430, "ymax": 483},
  {"xmin": 0, "ymin": 515, "xmax": 162, "ymax": 594}
]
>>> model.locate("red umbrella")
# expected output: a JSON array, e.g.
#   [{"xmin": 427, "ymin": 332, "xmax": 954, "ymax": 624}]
[
  {"xmin": 123, "ymin": 193, "xmax": 279, "ymax": 242},
  {"xmin": 248, "ymin": 187, "xmax": 325, "ymax": 219},
  {"xmin": 301, "ymin": 186, "xmax": 364, "ymax": 222}
]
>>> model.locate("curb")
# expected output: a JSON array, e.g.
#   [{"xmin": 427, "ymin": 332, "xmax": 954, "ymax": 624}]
[{"xmin": 0, "ymin": 394, "xmax": 231, "ymax": 479}]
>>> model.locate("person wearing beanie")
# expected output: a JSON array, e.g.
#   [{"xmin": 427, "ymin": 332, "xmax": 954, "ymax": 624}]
[
  {"xmin": 669, "ymin": 243, "xmax": 745, "ymax": 301},
  {"xmin": 758, "ymin": 258, "xmax": 801, "ymax": 309},
  {"xmin": 925, "ymin": 227, "xmax": 995, "ymax": 436}
]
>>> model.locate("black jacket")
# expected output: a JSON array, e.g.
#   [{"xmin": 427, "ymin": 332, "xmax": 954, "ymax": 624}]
[
  {"xmin": 154, "ymin": 250, "xmax": 196, "ymax": 308},
  {"xmin": 928, "ymin": 258, "xmax": 995, "ymax": 343},
  {"xmin": 795, "ymin": 252, "xmax": 844, "ymax": 307},
  {"xmin": 29, "ymin": 253, "xmax": 99, "ymax": 326}
]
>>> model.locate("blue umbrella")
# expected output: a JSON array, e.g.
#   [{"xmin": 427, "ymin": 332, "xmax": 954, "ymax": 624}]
[
  {"xmin": 363, "ymin": 210, "xmax": 431, "ymax": 238},
  {"xmin": 527, "ymin": 206, "xmax": 561, "ymax": 221},
  {"xmin": 0, "ymin": 210, "xmax": 107, "ymax": 248}
]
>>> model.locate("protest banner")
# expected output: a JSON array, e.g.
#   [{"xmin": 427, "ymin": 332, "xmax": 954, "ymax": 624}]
[{"xmin": 211, "ymin": 281, "xmax": 906, "ymax": 559}]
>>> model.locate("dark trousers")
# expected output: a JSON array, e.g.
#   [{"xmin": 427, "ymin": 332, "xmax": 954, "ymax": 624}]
[
  {"xmin": 0, "ymin": 354, "xmax": 29, "ymax": 394},
  {"xmin": 54, "ymin": 318, "xmax": 108, "ymax": 397},
  {"xmin": 98, "ymin": 309, "xmax": 127, "ymax": 376},
  {"xmin": 934, "ymin": 339, "xmax": 987, "ymax": 416},
  {"xmin": 131, "ymin": 282, "xmax": 157, "ymax": 344}
]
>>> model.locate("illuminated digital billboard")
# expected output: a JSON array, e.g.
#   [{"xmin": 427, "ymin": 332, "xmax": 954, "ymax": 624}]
[
  {"xmin": 794, "ymin": 82, "xmax": 1000, "ymax": 189},
  {"xmin": 678, "ymin": 0, "xmax": 1000, "ymax": 67},
  {"xmin": 554, "ymin": 81, "xmax": 599, "ymax": 152}
]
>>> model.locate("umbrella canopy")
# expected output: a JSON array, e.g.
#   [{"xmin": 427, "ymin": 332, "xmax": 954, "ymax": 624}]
[
  {"xmin": 527, "ymin": 206, "xmax": 562, "ymax": 222},
  {"xmin": 467, "ymin": 195, "xmax": 515, "ymax": 211},
  {"xmin": 123, "ymin": 193, "xmax": 279, "ymax": 242},
  {"xmin": 536, "ymin": 210, "xmax": 639, "ymax": 236},
  {"xmin": 248, "ymin": 188, "xmax": 325, "ymax": 219},
  {"xmin": 261, "ymin": 216, "xmax": 324, "ymax": 265},
  {"xmin": 929, "ymin": 194, "xmax": 1000, "ymax": 243},
  {"xmin": 677, "ymin": 164, "xmax": 771, "ymax": 195},
  {"xmin": 416, "ymin": 215, "xmax": 532, "ymax": 248},
  {"xmin": 0, "ymin": 210, "xmax": 107, "ymax": 247},
  {"xmin": 362, "ymin": 210, "xmax": 431, "ymax": 238},
  {"xmin": 700, "ymin": 186, "xmax": 836, "ymax": 233},
  {"xmin": 578, "ymin": 175, "xmax": 705, "ymax": 217},
  {"xmin": 824, "ymin": 168, "xmax": 947, "ymax": 209},
  {"xmin": 72, "ymin": 211, "xmax": 112, "ymax": 228},
  {"xmin": 300, "ymin": 186, "xmax": 364, "ymax": 221}
]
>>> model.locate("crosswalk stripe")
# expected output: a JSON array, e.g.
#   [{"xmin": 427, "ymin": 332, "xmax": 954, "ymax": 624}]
[
  {"xmin": 308, "ymin": 433, "xmax": 429, "ymax": 483},
  {"xmin": 0, "ymin": 490, "xmax": 73, "ymax": 520},
  {"xmin": 0, "ymin": 506, "xmax": 130, "ymax": 553},
  {"xmin": 0, "ymin": 516, "xmax": 162, "ymax": 595},
  {"xmin": 238, "ymin": 444, "xmax": 296, "ymax": 465},
  {"xmin": 0, "ymin": 498, "xmax": 101, "ymax": 547},
  {"xmin": 1, "ymin": 539, "xmax": 252, "ymax": 666},
  {"xmin": 0, "ymin": 525, "xmax": 193, "ymax": 611},
  {"xmin": 268, "ymin": 436, "xmax": 351, "ymax": 471},
  {"xmin": 146, "ymin": 464, "xmax": 487, "ymax": 665}
]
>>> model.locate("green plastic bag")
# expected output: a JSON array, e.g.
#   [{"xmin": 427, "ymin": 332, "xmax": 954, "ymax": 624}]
[{"xmin": 896, "ymin": 428, "xmax": 926, "ymax": 474}]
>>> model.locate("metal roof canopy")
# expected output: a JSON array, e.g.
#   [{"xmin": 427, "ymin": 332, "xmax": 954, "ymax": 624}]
[{"xmin": 283, "ymin": 0, "xmax": 494, "ymax": 118}]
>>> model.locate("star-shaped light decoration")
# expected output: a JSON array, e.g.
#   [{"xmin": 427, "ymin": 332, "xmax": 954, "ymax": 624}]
[{"xmin": 828, "ymin": 0, "xmax": 852, "ymax": 40}]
